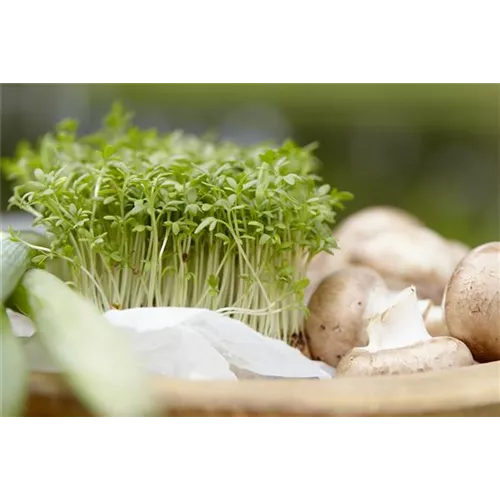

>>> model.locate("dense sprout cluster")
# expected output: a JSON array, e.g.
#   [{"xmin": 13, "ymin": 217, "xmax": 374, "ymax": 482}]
[{"xmin": 2, "ymin": 104, "xmax": 352, "ymax": 341}]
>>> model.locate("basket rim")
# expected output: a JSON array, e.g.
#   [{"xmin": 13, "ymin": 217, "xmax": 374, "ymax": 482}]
[{"xmin": 27, "ymin": 360, "xmax": 500, "ymax": 416}]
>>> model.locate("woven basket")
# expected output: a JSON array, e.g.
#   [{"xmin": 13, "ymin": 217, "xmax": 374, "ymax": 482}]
[{"xmin": 26, "ymin": 360, "xmax": 500, "ymax": 416}]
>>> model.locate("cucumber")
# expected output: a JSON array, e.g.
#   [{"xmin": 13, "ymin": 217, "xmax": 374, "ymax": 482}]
[
  {"xmin": 11, "ymin": 269, "xmax": 156, "ymax": 417},
  {"xmin": 0, "ymin": 231, "xmax": 32, "ymax": 303},
  {"xmin": 0, "ymin": 305, "xmax": 28, "ymax": 417}
]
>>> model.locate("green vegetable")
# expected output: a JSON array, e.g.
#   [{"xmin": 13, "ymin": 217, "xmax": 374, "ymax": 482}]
[
  {"xmin": 0, "ymin": 305, "xmax": 28, "ymax": 416},
  {"xmin": 10, "ymin": 230, "xmax": 71, "ymax": 283},
  {"xmin": 2, "ymin": 102, "xmax": 352, "ymax": 342},
  {"xmin": 11, "ymin": 268, "xmax": 155, "ymax": 417},
  {"xmin": 0, "ymin": 231, "xmax": 32, "ymax": 303},
  {"xmin": 10, "ymin": 230, "xmax": 48, "ymax": 248}
]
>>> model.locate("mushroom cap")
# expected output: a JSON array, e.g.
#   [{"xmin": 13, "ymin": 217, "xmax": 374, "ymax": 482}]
[
  {"xmin": 333, "ymin": 205, "xmax": 423, "ymax": 252},
  {"xmin": 304, "ymin": 265, "xmax": 387, "ymax": 367},
  {"xmin": 444, "ymin": 241, "xmax": 500, "ymax": 362},
  {"xmin": 290, "ymin": 331, "xmax": 312, "ymax": 359},
  {"xmin": 348, "ymin": 226, "xmax": 458, "ymax": 303},
  {"xmin": 305, "ymin": 205, "xmax": 423, "ymax": 304},
  {"xmin": 336, "ymin": 336, "xmax": 474, "ymax": 377},
  {"xmin": 305, "ymin": 249, "xmax": 348, "ymax": 305}
]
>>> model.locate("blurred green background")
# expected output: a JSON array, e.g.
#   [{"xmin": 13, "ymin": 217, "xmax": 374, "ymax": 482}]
[{"xmin": 1, "ymin": 83, "xmax": 498, "ymax": 246}]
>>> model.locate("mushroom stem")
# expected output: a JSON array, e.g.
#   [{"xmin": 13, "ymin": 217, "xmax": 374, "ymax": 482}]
[
  {"xmin": 337, "ymin": 285, "xmax": 474, "ymax": 377},
  {"xmin": 361, "ymin": 286, "xmax": 431, "ymax": 353},
  {"xmin": 363, "ymin": 288, "xmax": 399, "ymax": 322},
  {"xmin": 424, "ymin": 304, "xmax": 448, "ymax": 337},
  {"xmin": 418, "ymin": 299, "xmax": 433, "ymax": 317}
]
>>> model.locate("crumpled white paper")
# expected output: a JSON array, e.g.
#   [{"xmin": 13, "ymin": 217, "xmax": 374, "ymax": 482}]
[
  {"xmin": 9, "ymin": 307, "xmax": 334, "ymax": 380},
  {"xmin": 105, "ymin": 308, "xmax": 331, "ymax": 380},
  {"xmin": 104, "ymin": 308, "xmax": 236, "ymax": 380}
]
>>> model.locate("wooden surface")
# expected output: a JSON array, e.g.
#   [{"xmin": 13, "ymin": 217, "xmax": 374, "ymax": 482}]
[{"xmin": 25, "ymin": 360, "xmax": 500, "ymax": 417}]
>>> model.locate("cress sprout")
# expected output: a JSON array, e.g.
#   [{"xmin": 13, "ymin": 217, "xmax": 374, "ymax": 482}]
[{"xmin": 2, "ymin": 103, "xmax": 352, "ymax": 342}]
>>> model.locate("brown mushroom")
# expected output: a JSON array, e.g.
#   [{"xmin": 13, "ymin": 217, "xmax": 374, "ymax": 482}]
[
  {"xmin": 423, "ymin": 304, "xmax": 448, "ymax": 337},
  {"xmin": 304, "ymin": 265, "xmax": 387, "ymax": 367},
  {"xmin": 332, "ymin": 205, "xmax": 423, "ymax": 253},
  {"xmin": 305, "ymin": 249, "xmax": 348, "ymax": 305},
  {"xmin": 337, "ymin": 286, "xmax": 474, "ymax": 377},
  {"xmin": 364, "ymin": 292, "xmax": 449, "ymax": 338},
  {"xmin": 444, "ymin": 241, "xmax": 500, "ymax": 362},
  {"xmin": 418, "ymin": 299, "xmax": 448, "ymax": 337},
  {"xmin": 304, "ymin": 206, "xmax": 424, "ymax": 304},
  {"xmin": 305, "ymin": 205, "xmax": 471, "ymax": 308},
  {"xmin": 347, "ymin": 226, "xmax": 458, "ymax": 303}
]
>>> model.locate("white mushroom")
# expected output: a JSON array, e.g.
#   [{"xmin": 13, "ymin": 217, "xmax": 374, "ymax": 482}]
[
  {"xmin": 444, "ymin": 241, "xmax": 500, "ymax": 362},
  {"xmin": 304, "ymin": 265, "xmax": 387, "ymax": 367},
  {"xmin": 336, "ymin": 285, "xmax": 474, "ymax": 377}
]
